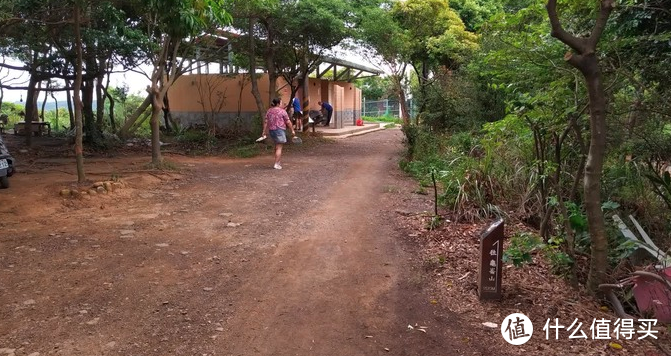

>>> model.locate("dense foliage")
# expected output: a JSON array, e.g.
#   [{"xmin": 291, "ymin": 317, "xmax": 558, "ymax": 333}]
[{"xmin": 400, "ymin": 0, "xmax": 671, "ymax": 291}]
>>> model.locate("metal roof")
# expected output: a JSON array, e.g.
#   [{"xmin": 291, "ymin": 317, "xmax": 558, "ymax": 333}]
[
  {"xmin": 313, "ymin": 55, "xmax": 383, "ymax": 82},
  {"xmin": 192, "ymin": 33, "xmax": 382, "ymax": 81}
]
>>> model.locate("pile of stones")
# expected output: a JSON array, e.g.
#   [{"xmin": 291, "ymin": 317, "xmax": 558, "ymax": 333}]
[{"xmin": 59, "ymin": 180, "xmax": 126, "ymax": 199}]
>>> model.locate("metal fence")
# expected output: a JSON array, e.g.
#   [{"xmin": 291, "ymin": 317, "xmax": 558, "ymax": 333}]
[{"xmin": 362, "ymin": 98, "xmax": 415, "ymax": 119}]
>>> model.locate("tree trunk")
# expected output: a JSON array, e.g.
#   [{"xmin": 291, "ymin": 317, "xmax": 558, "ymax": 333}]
[
  {"xmin": 96, "ymin": 73, "xmax": 105, "ymax": 130},
  {"xmin": 147, "ymin": 36, "xmax": 173, "ymax": 165},
  {"xmin": 398, "ymin": 86, "xmax": 410, "ymax": 125},
  {"xmin": 103, "ymin": 87, "xmax": 116, "ymax": 132},
  {"xmin": 73, "ymin": 2, "xmax": 85, "ymax": 182},
  {"xmin": 23, "ymin": 75, "xmax": 39, "ymax": 147},
  {"xmin": 65, "ymin": 80, "xmax": 74, "ymax": 129},
  {"xmin": 118, "ymin": 95, "xmax": 151, "ymax": 138},
  {"xmin": 301, "ymin": 55, "xmax": 310, "ymax": 114},
  {"xmin": 40, "ymin": 84, "xmax": 48, "ymax": 121},
  {"xmin": 570, "ymin": 118, "xmax": 587, "ymax": 202},
  {"xmin": 547, "ymin": 0, "xmax": 614, "ymax": 292},
  {"xmin": 148, "ymin": 86, "xmax": 163, "ymax": 164},
  {"xmin": 50, "ymin": 91, "xmax": 59, "ymax": 130},
  {"xmin": 268, "ymin": 71, "xmax": 278, "ymax": 104},
  {"xmin": 162, "ymin": 94, "xmax": 173, "ymax": 133},
  {"xmin": 417, "ymin": 61, "xmax": 429, "ymax": 122},
  {"xmin": 248, "ymin": 17, "xmax": 265, "ymax": 117},
  {"xmin": 265, "ymin": 26, "xmax": 278, "ymax": 104},
  {"xmin": 82, "ymin": 79, "xmax": 100, "ymax": 143},
  {"xmin": 129, "ymin": 110, "xmax": 151, "ymax": 134},
  {"xmin": 582, "ymin": 61, "xmax": 609, "ymax": 292}
]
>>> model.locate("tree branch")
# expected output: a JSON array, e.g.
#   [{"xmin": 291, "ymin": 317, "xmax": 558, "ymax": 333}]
[
  {"xmin": 588, "ymin": 0, "xmax": 616, "ymax": 49},
  {"xmin": 0, "ymin": 62, "xmax": 29, "ymax": 72},
  {"xmin": 546, "ymin": 0, "xmax": 589, "ymax": 53}
]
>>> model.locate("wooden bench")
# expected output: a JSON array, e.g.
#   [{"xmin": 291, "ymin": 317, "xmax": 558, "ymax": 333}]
[{"xmin": 13, "ymin": 121, "xmax": 51, "ymax": 136}]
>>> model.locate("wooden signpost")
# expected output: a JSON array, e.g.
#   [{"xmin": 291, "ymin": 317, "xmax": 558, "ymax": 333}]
[{"xmin": 478, "ymin": 219, "xmax": 504, "ymax": 300}]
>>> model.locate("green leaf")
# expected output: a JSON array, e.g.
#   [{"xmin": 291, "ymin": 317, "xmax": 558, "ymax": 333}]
[{"xmin": 601, "ymin": 201, "xmax": 620, "ymax": 211}]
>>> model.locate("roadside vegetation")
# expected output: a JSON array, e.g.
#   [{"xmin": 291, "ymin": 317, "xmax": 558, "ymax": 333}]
[{"xmin": 382, "ymin": 0, "xmax": 671, "ymax": 312}]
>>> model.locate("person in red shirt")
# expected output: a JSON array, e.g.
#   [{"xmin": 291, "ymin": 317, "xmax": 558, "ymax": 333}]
[{"xmin": 262, "ymin": 98, "xmax": 296, "ymax": 170}]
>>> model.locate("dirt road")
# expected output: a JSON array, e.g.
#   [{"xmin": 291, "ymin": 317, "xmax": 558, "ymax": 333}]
[{"xmin": 0, "ymin": 129, "xmax": 502, "ymax": 356}]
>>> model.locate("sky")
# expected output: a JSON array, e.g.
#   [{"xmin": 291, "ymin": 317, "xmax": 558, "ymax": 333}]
[
  {"xmin": 1, "ymin": 60, "xmax": 153, "ymax": 104},
  {"xmin": 1, "ymin": 48, "xmax": 383, "ymax": 106}
]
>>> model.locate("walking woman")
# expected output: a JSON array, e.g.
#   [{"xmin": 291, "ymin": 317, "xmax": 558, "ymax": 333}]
[{"xmin": 262, "ymin": 98, "xmax": 296, "ymax": 170}]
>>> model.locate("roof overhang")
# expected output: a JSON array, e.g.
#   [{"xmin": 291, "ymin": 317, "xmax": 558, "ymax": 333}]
[
  {"xmin": 313, "ymin": 56, "xmax": 383, "ymax": 82},
  {"xmin": 190, "ymin": 32, "xmax": 383, "ymax": 81}
]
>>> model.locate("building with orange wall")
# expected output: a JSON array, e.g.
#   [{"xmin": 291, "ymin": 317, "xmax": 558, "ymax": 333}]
[{"xmin": 167, "ymin": 57, "xmax": 378, "ymax": 132}]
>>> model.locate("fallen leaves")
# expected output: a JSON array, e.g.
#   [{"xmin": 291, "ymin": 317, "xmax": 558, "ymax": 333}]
[{"xmin": 395, "ymin": 211, "xmax": 669, "ymax": 356}]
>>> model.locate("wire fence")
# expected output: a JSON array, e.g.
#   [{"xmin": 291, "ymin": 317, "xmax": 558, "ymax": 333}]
[{"xmin": 362, "ymin": 98, "xmax": 415, "ymax": 119}]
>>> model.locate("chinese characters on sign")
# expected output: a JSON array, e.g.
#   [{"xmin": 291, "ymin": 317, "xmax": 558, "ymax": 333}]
[
  {"xmin": 478, "ymin": 219, "xmax": 503, "ymax": 300},
  {"xmin": 543, "ymin": 318, "xmax": 659, "ymax": 340}
]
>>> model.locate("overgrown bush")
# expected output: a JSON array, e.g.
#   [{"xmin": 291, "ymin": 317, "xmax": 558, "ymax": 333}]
[{"xmin": 176, "ymin": 129, "xmax": 217, "ymax": 146}]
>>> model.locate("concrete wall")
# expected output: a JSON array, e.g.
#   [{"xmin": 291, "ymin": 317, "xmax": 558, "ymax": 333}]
[
  {"xmin": 334, "ymin": 81, "xmax": 357, "ymax": 127},
  {"xmin": 169, "ymin": 74, "xmax": 265, "ymax": 131},
  {"xmin": 168, "ymin": 73, "xmax": 362, "ymax": 131}
]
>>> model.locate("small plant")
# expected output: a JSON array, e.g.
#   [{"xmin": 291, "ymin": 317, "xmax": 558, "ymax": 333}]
[
  {"xmin": 543, "ymin": 236, "xmax": 574, "ymax": 275},
  {"xmin": 426, "ymin": 215, "xmax": 442, "ymax": 230},
  {"xmin": 423, "ymin": 255, "xmax": 447, "ymax": 270},
  {"xmin": 503, "ymin": 232, "xmax": 543, "ymax": 267},
  {"xmin": 438, "ymin": 255, "xmax": 446, "ymax": 265}
]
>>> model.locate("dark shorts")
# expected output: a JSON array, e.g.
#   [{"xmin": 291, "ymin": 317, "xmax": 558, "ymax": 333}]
[
  {"xmin": 269, "ymin": 129, "xmax": 286, "ymax": 144},
  {"xmin": 292, "ymin": 111, "xmax": 303, "ymax": 119}
]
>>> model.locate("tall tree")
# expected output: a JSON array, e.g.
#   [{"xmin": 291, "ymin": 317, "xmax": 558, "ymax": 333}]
[
  {"xmin": 546, "ymin": 0, "xmax": 614, "ymax": 292},
  {"xmin": 140, "ymin": 0, "xmax": 231, "ymax": 165},
  {"xmin": 357, "ymin": 3, "xmax": 412, "ymax": 124},
  {"xmin": 72, "ymin": 0, "xmax": 85, "ymax": 182},
  {"xmin": 391, "ymin": 0, "xmax": 478, "ymax": 117},
  {"xmin": 229, "ymin": 0, "xmax": 357, "ymax": 116},
  {"xmin": 1, "ymin": 0, "xmax": 150, "ymax": 147}
]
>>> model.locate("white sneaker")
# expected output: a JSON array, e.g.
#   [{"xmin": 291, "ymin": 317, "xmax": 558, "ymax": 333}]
[{"xmin": 273, "ymin": 163, "xmax": 282, "ymax": 170}]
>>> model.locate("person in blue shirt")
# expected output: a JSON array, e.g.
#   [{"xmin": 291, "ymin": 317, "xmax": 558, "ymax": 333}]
[
  {"xmin": 318, "ymin": 101, "xmax": 333, "ymax": 127},
  {"xmin": 291, "ymin": 97, "xmax": 303, "ymax": 132}
]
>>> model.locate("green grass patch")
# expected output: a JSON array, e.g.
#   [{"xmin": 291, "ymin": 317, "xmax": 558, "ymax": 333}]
[{"xmin": 363, "ymin": 115, "xmax": 402, "ymax": 124}]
